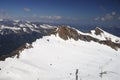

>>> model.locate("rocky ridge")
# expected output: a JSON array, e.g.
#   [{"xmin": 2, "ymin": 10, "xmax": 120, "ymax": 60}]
[{"xmin": 51, "ymin": 26, "xmax": 120, "ymax": 50}]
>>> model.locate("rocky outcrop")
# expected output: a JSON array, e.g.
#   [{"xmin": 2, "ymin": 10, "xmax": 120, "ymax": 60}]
[
  {"xmin": 94, "ymin": 27, "xmax": 103, "ymax": 35},
  {"xmin": 99, "ymin": 40, "xmax": 120, "ymax": 50},
  {"xmin": 56, "ymin": 26, "xmax": 79, "ymax": 40}
]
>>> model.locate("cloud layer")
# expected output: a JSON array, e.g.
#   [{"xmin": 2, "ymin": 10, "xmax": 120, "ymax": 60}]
[
  {"xmin": 24, "ymin": 8, "xmax": 31, "ymax": 12},
  {"xmin": 94, "ymin": 11, "xmax": 120, "ymax": 21},
  {"xmin": 39, "ymin": 16, "xmax": 62, "ymax": 20}
]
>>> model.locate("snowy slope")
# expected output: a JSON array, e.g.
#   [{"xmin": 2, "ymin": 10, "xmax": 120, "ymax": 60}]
[{"xmin": 0, "ymin": 34, "xmax": 120, "ymax": 80}]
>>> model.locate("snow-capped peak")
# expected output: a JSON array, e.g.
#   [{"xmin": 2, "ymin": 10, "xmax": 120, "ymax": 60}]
[
  {"xmin": 53, "ymin": 26, "xmax": 80, "ymax": 40},
  {"xmin": 90, "ymin": 27, "xmax": 120, "ymax": 43}
]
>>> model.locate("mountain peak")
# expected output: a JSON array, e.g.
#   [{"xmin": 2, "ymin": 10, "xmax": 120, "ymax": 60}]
[
  {"xmin": 55, "ymin": 26, "xmax": 79, "ymax": 40},
  {"xmin": 94, "ymin": 27, "xmax": 104, "ymax": 35}
]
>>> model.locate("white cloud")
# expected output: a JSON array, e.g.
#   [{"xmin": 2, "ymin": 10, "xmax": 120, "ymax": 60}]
[
  {"xmin": 112, "ymin": 11, "xmax": 116, "ymax": 15},
  {"xmin": 32, "ymin": 14, "xmax": 37, "ymax": 17},
  {"xmin": 99, "ymin": 5, "xmax": 106, "ymax": 11},
  {"xmin": 118, "ymin": 17, "xmax": 120, "ymax": 20},
  {"xmin": 0, "ymin": 9, "xmax": 8, "ymax": 17},
  {"xmin": 101, "ymin": 17, "xmax": 105, "ymax": 21},
  {"xmin": 94, "ymin": 11, "xmax": 118, "ymax": 21},
  {"xmin": 0, "ymin": 9, "xmax": 12, "ymax": 19},
  {"xmin": 104, "ymin": 14, "xmax": 113, "ymax": 21},
  {"xmin": 24, "ymin": 8, "xmax": 31, "ymax": 12},
  {"xmin": 53, "ymin": 16, "xmax": 62, "ymax": 20},
  {"xmin": 39, "ymin": 16, "xmax": 62, "ymax": 20},
  {"xmin": 94, "ymin": 17, "xmax": 100, "ymax": 21}
]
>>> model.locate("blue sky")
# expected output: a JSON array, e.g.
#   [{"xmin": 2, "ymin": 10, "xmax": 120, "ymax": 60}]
[{"xmin": 0, "ymin": 0, "xmax": 120, "ymax": 25}]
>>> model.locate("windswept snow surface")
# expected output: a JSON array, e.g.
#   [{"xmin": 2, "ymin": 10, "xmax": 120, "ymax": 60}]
[{"xmin": 0, "ymin": 35, "xmax": 120, "ymax": 80}]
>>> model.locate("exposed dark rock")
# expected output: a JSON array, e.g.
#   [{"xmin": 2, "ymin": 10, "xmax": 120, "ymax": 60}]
[
  {"xmin": 99, "ymin": 40, "xmax": 120, "ymax": 50},
  {"xmin": 79, "ymin": 34, "xmax": 99, "ymax": 42},
  {"xmin": 57, "ymin": 26, "xmax": 79, "ymax": 40},
  {"xmin": 94, "ymin": 27, "xmax": 103, "ymax": 35},
  {"xmin": 0, "ymin": 43, "xmax": 33, "ymax": 61},
  {"xmin": 47, "ymin": 39, "xmax": 49, "ymax": 42},
  {"xmin": 115, "ymin": 39, "xmax": 119, "ymax": 43},
  {"xmin": 50, "ymin": 64, "xmax": 52, "ymax": 66}
]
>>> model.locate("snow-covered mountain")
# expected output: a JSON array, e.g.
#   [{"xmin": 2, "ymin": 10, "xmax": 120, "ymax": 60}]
[
  {"xmin": 0, "ymin": 19, "xmax": 55, "ymax": 35},
  {"xmin": 0, "ymin": 19, "xmax": 56, "ymax": 56},
  {"xmin": 0, "ymin": 25, "xmax": 120, "ymax": 80}
]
